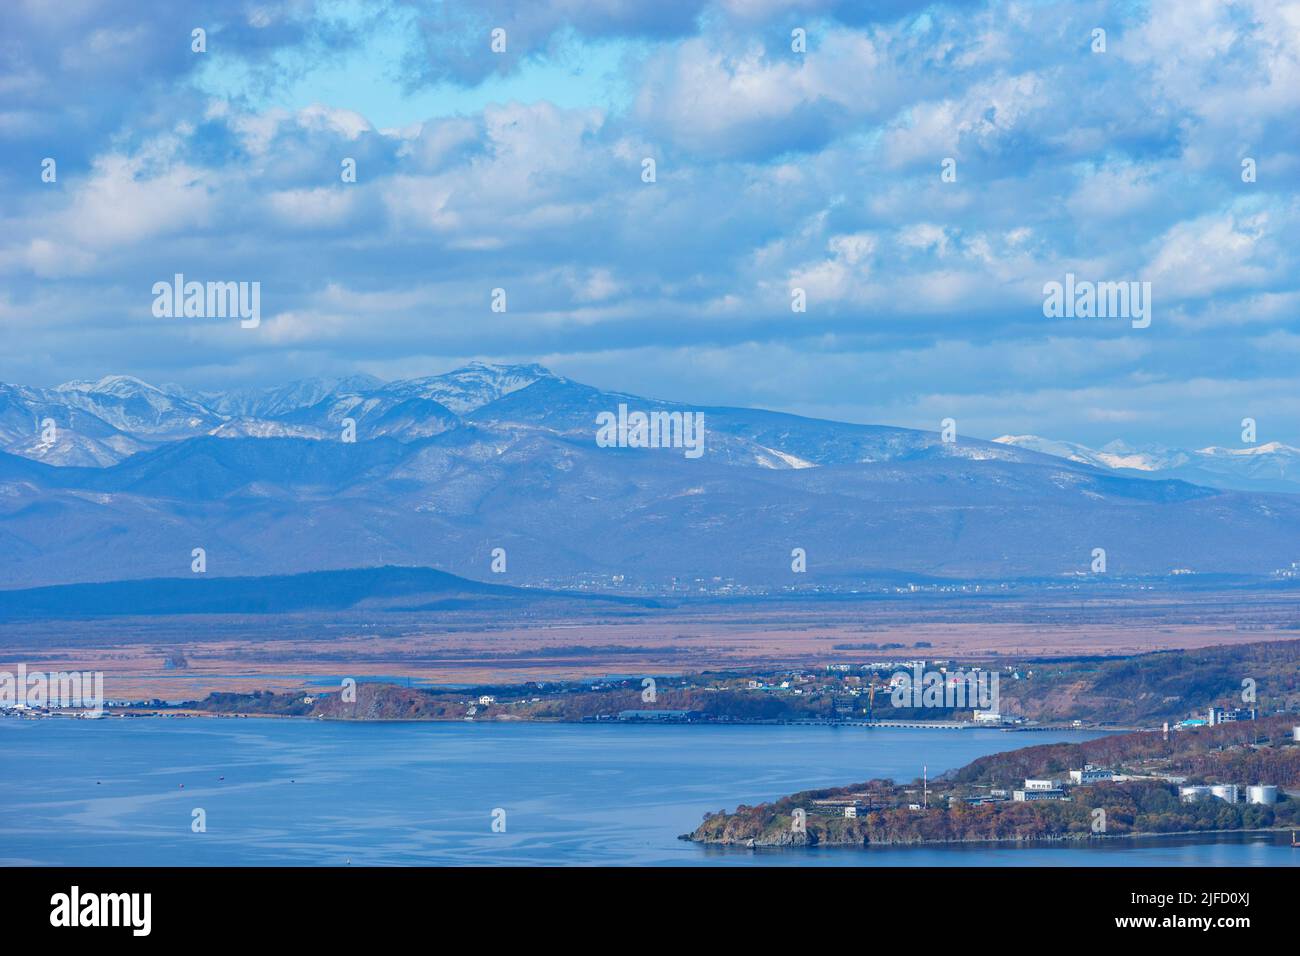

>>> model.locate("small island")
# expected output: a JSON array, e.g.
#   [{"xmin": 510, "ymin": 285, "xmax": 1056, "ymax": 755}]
[{"xmin": 686, "ymin": 715, "xmax": 1300, "ymax": 847}]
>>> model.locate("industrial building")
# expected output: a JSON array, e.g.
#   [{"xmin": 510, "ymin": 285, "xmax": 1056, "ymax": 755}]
[
  {"xmin": 1180, "ymin": 783, "xmax": 1273, "ymax": 804},
  {"xmin": 1013, "ymin": 778, "xmax": 1067, "ymax": 801},
  {"xmin": 1068, "ymin": 765, "xmax": 1114, "ymax": 785},
  {"xmin": 1206, "ymin": 706, "xmax": 1257, "ymax": 726}
]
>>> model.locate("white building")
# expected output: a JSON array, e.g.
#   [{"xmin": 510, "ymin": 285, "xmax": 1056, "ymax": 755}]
[
  {"xmin": 1024, "ymin": 778, "xmax": 1061, "ymax": 791},
  {"xmin": 1206, "ymin": 706, "xmax": 1256, "ymax": 726},
  {"xmin": 1013, "ymin": 788, "xmax": 1067, "ymax": 802},
  {"xmin": 972, "ymin": 710, "xmax": 1003, "ymax": 723},
  {"xmin": 1069, "ymin": 766, "xmax": 1114, "ymax": 785}
]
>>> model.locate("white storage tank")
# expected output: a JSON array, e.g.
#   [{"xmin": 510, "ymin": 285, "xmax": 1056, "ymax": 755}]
[
  {"xmin": 1293, "ymin": 725, "xmax": 1300, "ymax": 742},
  {"xmin": 1210, "ymin": 784, "xmax": 1239, "ymax": 803},
  {"xmin": 1246, "ymin": 785, "xmax": 1278, "ymax": 805}
]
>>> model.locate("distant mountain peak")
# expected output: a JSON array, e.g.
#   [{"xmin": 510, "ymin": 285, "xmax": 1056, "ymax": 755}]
[
  {"xmin": 388, "ymin": 362, "xmax": 556, "ymax": 414},
  {"xmin": 460, "ymin": 360, "xmax": 553, "ymax": 375},
  {"xmin": 994, "ymin": 435, "xmax": 1099, "ymax": 464},
  {"xmin": 998, "ymin": 433, "xmax": 1299, "ymax": 493},
  {"xmin": 1198, "ymin": 441, "xmax": 1297, "ymax": 457},
  {"xmin": 58, "ymin": 374, "xmax": 162, "ymax": 396},
  {"xmin": 438, "ymin": 361, "xmax": 557, "ymax": 385}
]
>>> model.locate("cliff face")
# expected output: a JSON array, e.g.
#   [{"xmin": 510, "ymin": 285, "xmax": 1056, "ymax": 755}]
[
  {"xmin": 690, "ymin": 812, "xmax": 819, "ymax": 847},
  {"xmin": 309, "ymin": 684, "xmax": 459, "ymax": 720}
]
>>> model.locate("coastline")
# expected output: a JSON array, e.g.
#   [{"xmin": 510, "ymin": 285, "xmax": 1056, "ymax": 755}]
[
  {"xmin": 1, "ymin": 708, "xmax": 1139, "ymax": 733},
  {"xmin": 684, "ymin": 825, "xmax": 1299, "ymax": 849}
]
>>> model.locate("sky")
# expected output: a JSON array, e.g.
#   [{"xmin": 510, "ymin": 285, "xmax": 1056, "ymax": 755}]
[{"xmin": 1, "ymin": 0, "xmax": 1298, "ymax": 448}]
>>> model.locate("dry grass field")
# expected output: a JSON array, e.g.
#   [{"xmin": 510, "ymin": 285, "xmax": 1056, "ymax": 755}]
[{"xmin": 3, "ymin": 587, "xmax": 1297, "ymax": 700}]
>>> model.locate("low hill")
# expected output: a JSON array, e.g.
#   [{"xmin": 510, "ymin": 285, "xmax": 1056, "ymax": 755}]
[{"xmin": 0, "ymin": 565, "xmax": 651, "ymax": 620}]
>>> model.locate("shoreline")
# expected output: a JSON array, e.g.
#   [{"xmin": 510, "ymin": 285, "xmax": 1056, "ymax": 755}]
[
  {"xmin": 686, "ymin": 826, "xmax": 1300, "ymax": 850},
  {"xmin": 1, "ymin": 709, "xmax": 1138, "ymax": 733}
]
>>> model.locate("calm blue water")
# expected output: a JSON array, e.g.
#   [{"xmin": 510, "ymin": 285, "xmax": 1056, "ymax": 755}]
[{"xmin": 1, "ymin": 719, "xmax": 1296, "ymax": 866}]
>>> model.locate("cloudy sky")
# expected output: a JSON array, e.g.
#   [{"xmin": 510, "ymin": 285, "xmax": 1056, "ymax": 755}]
[{"xmin": 1, "ymin": 0, "xmax": 1298, "ymax": 447}]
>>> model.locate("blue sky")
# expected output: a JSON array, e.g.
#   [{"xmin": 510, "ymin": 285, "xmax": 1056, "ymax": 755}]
[{"xmin": 1, "ymin": 0, "xmax": 1298, "ymax": 448}]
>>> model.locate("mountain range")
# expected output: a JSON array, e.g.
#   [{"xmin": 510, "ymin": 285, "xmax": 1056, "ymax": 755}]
[
  {"xmin": 995, "ymin": 435, "xmax": 1300, "ymax": 494},
  {"xmin": 1, "ymin": 362, "xmax": 1298, "ymax": 591}
]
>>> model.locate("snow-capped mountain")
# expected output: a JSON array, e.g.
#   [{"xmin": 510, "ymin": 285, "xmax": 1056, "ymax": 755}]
[
  {"xmin": 208, "ymin": 419, "xmax": 332, "ymax": 440},
  {"xmin": 383, "ymin": 361, "xmax": 555, "ymax": 414},
  {"xmin": 993, "ymin": 436, "xmax": 1189, "ymax": 471},
  {"xmin": 2, "ymin": 363, "xmax": 1055, "ymax": 471},
  {"xmin": 277, "ymin": 393, "xmax": 461, "ymax": 441},
  {"xmin": 1, "ymin": 408, "xmax": 1297, "ymax": 590},
  {"xmin": 5, "ymin": 367, "xmax": 1297, "ymax": 494},
  {"xmin": 51, "ymin": 375, "xmax": 223, "ymax": 437},
  {"xmin": 3, "ymin": 365, "xmax": 1300, "ymax": 590},
  {"xmin": 186, "ymin": 375, "xmax": 385, "ymax": 419},
  {"xmin": 0, "ymin": 366, "xmax": 527, "ymax": 465},
  {"xmin": 0, "ymin": 382, "xmax": 150, "ymax": 467},
  {"xmin": 995, "ymin": 435, "xmax": 1300, "ymax": 493}
]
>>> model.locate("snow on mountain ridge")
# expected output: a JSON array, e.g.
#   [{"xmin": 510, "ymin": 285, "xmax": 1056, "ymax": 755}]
[
  {"xmin": 192, "ymin": 374, "xmax": 386, "ymax": 418},
  {"xmin": 5, "ymin": 369, "xmax": 1298, "ymax": 494},
  {"xmin": 47, "ymin": 375, "xmax": 220, "ymax": 436},
  {"xmin": 993, "ymin": 435, "xmax": 1106, "ymax": 466},
  {"xmin": 56, "ymin": 375, "xmax": 160, "ymax": 396},
  {"xmin": 996, "ymin": 434, "xmax": 1300, "ymax": 493},
  {"xmin": 1198, "ymin": 441, "xmax": 1299, "ymax": 457},
  {"xmin": 209, "ymin": 419, "xmax": 330, "ymax": 440},
  {"xmin": 384, "ymin": 362, "xmax": 555, "ymax": 414}
]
